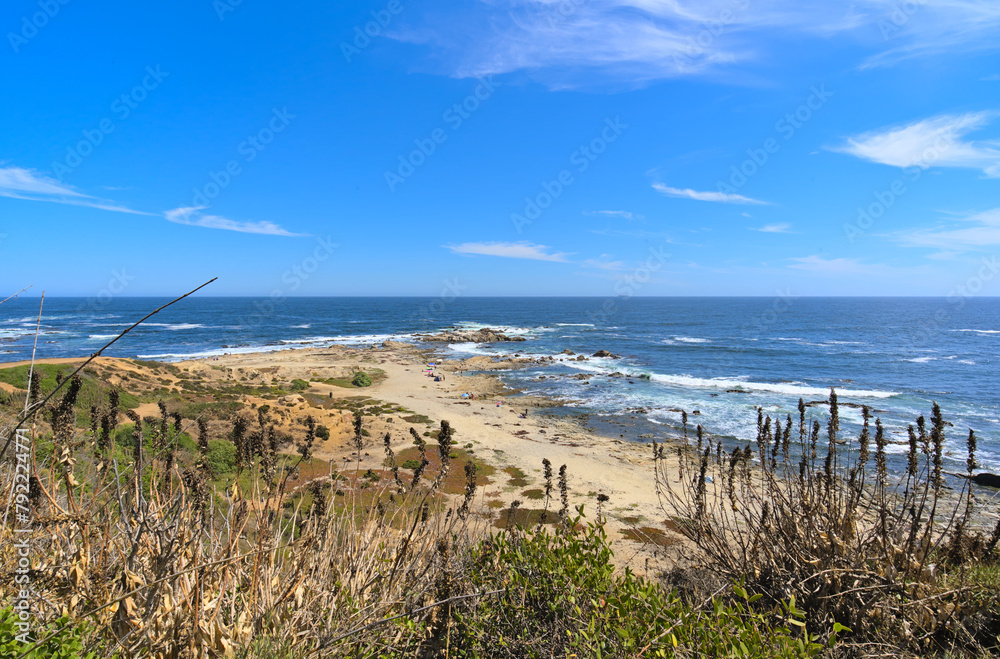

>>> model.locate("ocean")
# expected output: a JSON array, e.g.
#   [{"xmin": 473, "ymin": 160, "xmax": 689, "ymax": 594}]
[{"xmin": 2, "ymin": 296, "xmax": 998, "ymax": 473}]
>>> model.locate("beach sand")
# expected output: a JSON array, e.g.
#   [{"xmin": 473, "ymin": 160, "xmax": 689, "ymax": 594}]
[
  {"xmin": 183, "ymin": 342, "xmax": 688, "ymax": 569},
  {"xmin": 0, "ymin": 342, "xmax": 690, "ymax": 571}
]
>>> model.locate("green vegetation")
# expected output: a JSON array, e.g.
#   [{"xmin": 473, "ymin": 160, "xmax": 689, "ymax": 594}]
[
  {"xmin": 2, "ymin": 359, "xmax": 998, "ymax": 658},
  {"xmin": 0, "ymin": 607, "xmax": 97, "ymax": 658},
  {"xmin": 658, "ymin": 390, "xmax": 1000, "ymax": 655},
  {"xmin": 204, "ymin": 439, "xmax": 237, "ymax": 476},
  {"xmin": 459, "ymin": 510, "xmax": 825, "ymax": 658},
  {"xmin": 351, "ymin": 371, "xmax": 372, "ymax": 387},
  {"xmin": 0, "ymin": 364, "xmax": 140, "ymax": 418}
]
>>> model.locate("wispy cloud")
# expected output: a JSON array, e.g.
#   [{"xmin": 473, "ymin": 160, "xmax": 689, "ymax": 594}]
[
  {"xmin": 751, "ymin": 223, "xmax": 793, "ymax": 233},
  {"xmin": 390, "ymin": 1, "xmax": 1000, "ymax": 87},
  {"xmin": 893, "ymin": 207, "xmax": 1000, "ymax": 252},
  {"xmin": 832, "ymin": 112, "xmax": 1000, "ymax": 177},
  {"xmin": 164, "ymin": 207, "xmax": 305, "ymax": 237},
  {"xmin": 586, "ymin": 210, "xmax": 642, "ymax": 221},
  {"xmin": 581, "ymin": 254, "xmax": 625, "ymax": 270},
  {"xmin": 788, "ymin": 255, "xmax": 935, "ymax": 280},
  {"xmin": 858, "ymin": 0, "xmax": 1000, "ymax": 69},
  {"xmin": 983, "ymin": 74, "xmax": 1000, "ymax": 82},
  {"xmin": 788, "ymin": 255, "xmax": 896, "ymax": 276},
  {"xmin": 0, "ymin": 166, "xmax": 151, "ymax": 215},
  {"xmin": 444, "ymin": 241, "xmax": 572, "ymax": 262},
  {"xmin": 653, "ymin": 182, "xmax": 769, "ymax": 205}
]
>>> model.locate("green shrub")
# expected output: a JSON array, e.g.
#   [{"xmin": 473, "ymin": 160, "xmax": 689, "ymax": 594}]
[
  {"xmin": 351, "ymin": 372, "xmax": 372, "ymax": 388},
  {"xmin": 0, "ymin": 607, "xmax": 98, "ymax": 658},
  {"xmin": 316, "ymin": 425, "xmax": 330, "ymax": 441},
  {"xmin": 445, "ymin": 508, "xmax": 824, "ymax": 657},
  {"xmin": 205, "ymin": 439, "xmax": 237, "ymax": 475},
  {"xmin": 290, "ymin": 379, "xmax": 309, "ymax": 392}
]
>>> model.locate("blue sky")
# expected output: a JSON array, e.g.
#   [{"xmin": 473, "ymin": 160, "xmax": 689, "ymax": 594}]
[{"xmin": 1, "ymin": 0, "xmax": 999, "ymax": 297}]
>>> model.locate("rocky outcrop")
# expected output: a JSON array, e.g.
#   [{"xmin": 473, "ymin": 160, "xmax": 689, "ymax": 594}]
[
  {"xmin": 973, "ymin": 472, "xmax": 1000, "ymax": 488},
  {"xmin": 561, "ymin": 349, "xmax": 575, "ymax": 355},
  {"xmin": 592, "ymin": 350, "xmax": 620, "ymax": 358},
  {"xmin": 420, "ymin": 328, "xmax": 527, "ymax": 343}
]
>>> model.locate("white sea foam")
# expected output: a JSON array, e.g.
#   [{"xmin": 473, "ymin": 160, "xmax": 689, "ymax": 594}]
[
  {"xmin": 143, "ymin": 323, "xmax": 205, "ymax": 330},
  {"xmin": 646, "ymin": 373, "xmax": 896, "ymax": 398},
  {"xmin": 137, "ymin": 344, "xmax": 292, "ymax": 361},
  {"xmin": 905, "ymin": 356, "xmax": 935, "ymax": 363},
  {"xmin": 280, "ymin": 333, "xmax": 412, "ymax": 345},
  {"xmin": 951, "ymin": 329, "xmax": 1000, "ymax": 335}
]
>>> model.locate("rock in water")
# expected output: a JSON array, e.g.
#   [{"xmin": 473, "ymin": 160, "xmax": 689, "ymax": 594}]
[
  {"xmin": 420, "ymin": 327, "xmax": 526, "ymax": 343},
  {"xmin": 973, "ymin": 472, "xmax": 1000, "ymax": 488}
]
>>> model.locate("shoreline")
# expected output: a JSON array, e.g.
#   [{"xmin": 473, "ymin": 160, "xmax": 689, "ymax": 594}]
[
  {"xmin": 187, "ymin": 342, "xmax": 687, "ymax": 562},
  {"xmin": 0, "ymin": 342, "xmax": 688, "ymax": 569},
  {"xmin": 5, "ymin": 340, "xmax": 991, "ymax": 560}
]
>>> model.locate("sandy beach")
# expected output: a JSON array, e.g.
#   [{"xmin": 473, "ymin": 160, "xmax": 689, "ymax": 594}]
[
  {"xmin": 166, "ymin": 341, "xmax": 686, "ymax": 564},
  {"xmin": 0, "ymin": 340, "xmax": 686, "ymax": 569}
]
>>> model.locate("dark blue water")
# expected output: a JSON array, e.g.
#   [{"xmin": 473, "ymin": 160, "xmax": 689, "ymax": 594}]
[{"xmin": 2, "ymin": 297, "xmax": 998, "ymax": 470}]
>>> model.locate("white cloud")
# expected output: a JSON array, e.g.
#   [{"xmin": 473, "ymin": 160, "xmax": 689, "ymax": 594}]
[
  {"xmin": 0, "ymin": 166, "xmax": 86, "ymax": 197},
  {"xmin": 894, "ymin": 207, "xmax": 1000, "ymax": 252},
  {"xmin": 0, "ymin": 166, "xmax": 151, "ymax": 215},
  {"xmin": 751, "ymin": 223, "xmax": 792, "ymax": 233},
  {"xmin": 582, "ymin": 254, "xmax": 624, "ymax": 270},
  {"xmin": 164, "ymin": 207, "xmax": 304, "ymax": 237},
  {"xmin": 587, "ymin": 210, "xmax": 638, "ymax": 220},
  {"xmin": 858, "ymin": 0, "xmax": 1000, "ymax": 69},
  {"xmin": 653, "ymin": 182, "xmax": 769, "ymax": 205},
  {"xmin": 0, "ymin": 165, "xmax": 302, "ymax": 234},
  {"xmin": 444, "ymin": 241, "xmax": 572, "ymax": 262},
  {"xmin": 786, "ymin": 255, "xmax": 930, "ymax": 278},
  {"xmin": 983, "ymin": 74, "xmax": 1000, "ymax": 82},
  {"xmin": 832, "ymin": 112, "xmax": 1000, "ymax": 177},
  {"xmin": 789, "ymin": 255, "xmax": 881, "ymax": 275},
  {"xmin": 390, "ymin": 0, "xmax": 1000, "ymax": 87}
]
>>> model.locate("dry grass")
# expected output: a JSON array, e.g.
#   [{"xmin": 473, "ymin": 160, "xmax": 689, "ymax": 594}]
[{"xmin": 656, "ymin": 391, "xmax": 1000, "ymax": 656}]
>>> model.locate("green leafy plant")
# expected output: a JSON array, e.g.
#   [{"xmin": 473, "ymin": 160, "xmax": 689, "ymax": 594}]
[{"xmin": 351, "ymin": 371, "xmax": 373, "ymax": 388}]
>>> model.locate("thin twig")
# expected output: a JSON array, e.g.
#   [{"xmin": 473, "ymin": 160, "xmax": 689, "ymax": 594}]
[{"xmin": 1, "ymin": 278, "xmax": 217, "ymax": 457}]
